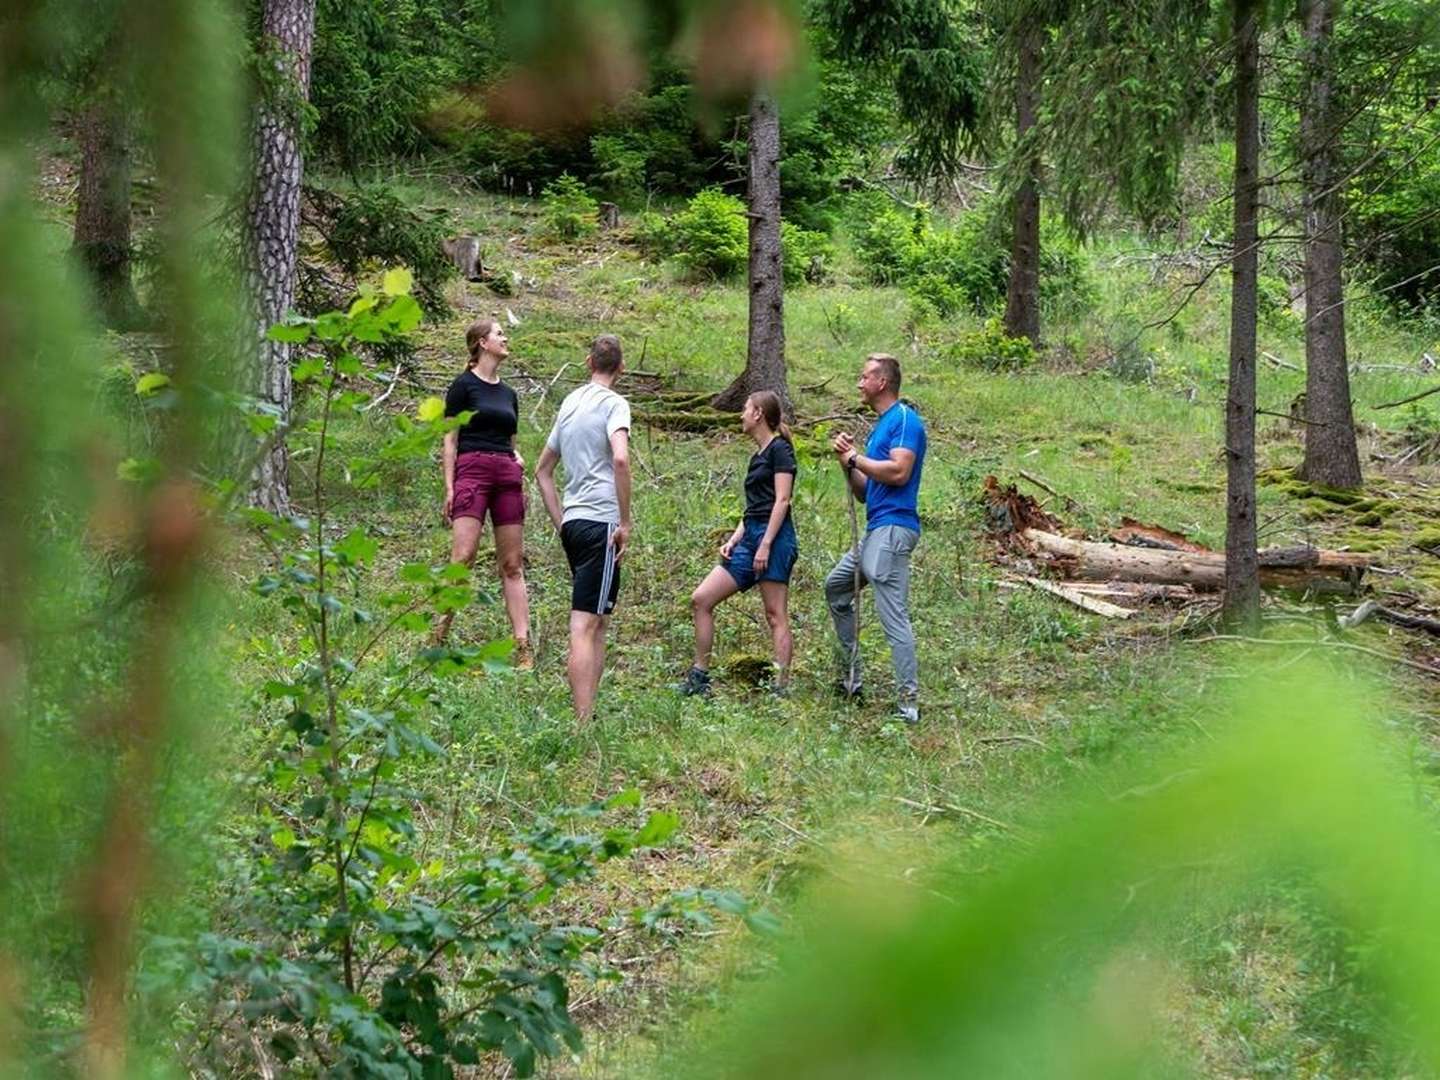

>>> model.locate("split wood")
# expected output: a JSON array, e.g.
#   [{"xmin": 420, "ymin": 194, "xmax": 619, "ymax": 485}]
[{"xmin": 1018, "ymin": 575, "xmax": 1135, "ymax": 619}]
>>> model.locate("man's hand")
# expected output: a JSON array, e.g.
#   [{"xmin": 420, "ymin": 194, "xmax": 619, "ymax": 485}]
[
  {"xmin": 752, "ymin": 541, "xmax": 771, "ymax": 574},
  {"xmin": 611, "ymin": 522, "xmax": 631, "ymax": 561},
  {"xmin": 832, "ymin": 431, "xmax": 855, "ymax": 465}
]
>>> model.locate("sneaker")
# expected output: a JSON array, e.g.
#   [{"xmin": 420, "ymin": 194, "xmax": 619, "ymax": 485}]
[
  {"xmin": 512, "ymin": 639, "xmax": 534, "ymax": 672},
  {"xmin": 678, "ymin": 666, "xmax": 712, "ymax": 698},
  {"xmin": 832, "ymin": 679, "xmax": 864, "ymax": 705},
  {"xmin": 895, "ymin": 701, "xmax": 920, "ymax": 726}
]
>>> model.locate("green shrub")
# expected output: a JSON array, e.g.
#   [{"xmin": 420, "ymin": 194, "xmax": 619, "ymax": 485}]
[
  {"xmin": 947, "ymin": 317, "xmax": 1038, "ymax": 371},
  {"xmin": 541, "ymin": 174, "xmax": 599, "ymax": 241},
  {"xmin": 589, "ymin": 133, "xmax": 648, "ymax": 203},
  {"xmin": 849, "ymin": 195, "xmax": 926, "ymax": 285},
  {"xmin": 672, "ymin": 188, "xmax": 748, "ymax": 280},
  {"xmin": 781, "ymin": 222, "xmax": 834, "ymax": 285},
  {"xmin": 323, "ymin": 184, "xmax": 454, "ymax": 318},
  {"xmin": 633, "ymin": 211, "xmax": 677, "ymax": 262}
]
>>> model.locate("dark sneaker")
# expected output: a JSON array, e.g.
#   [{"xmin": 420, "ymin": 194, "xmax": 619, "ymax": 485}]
[
  {"xmin": 895, "ymin": 701, "xmax": 920, "ymax": 726},
  {"xmin": 833, "ymin": 679, "xmax": 864, "ymax": 704},
  {"xmin": 678, "ymin": 666, "xmax": 713, "ymax": 698}
]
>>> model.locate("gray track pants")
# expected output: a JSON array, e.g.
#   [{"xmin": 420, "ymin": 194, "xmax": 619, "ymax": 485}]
[{"xmin": 825, "ymin": 524, "xmax": 920, "ymax": 700}]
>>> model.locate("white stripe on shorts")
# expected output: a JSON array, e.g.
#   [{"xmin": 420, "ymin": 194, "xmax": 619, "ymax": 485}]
[{"xmin": 596, "ymin": 521, "xmax": 616, "ymax": 615}]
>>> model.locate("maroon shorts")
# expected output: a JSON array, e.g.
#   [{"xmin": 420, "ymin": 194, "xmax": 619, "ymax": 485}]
[{"xmin": 452, "ymin": 451, "xmax": 525, "ymax": 526}]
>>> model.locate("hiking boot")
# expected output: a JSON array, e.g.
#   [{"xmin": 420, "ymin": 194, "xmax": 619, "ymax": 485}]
[
  {"xmin": 895, "ymin": 700, "xmax": 920, "ymax": 726},
  {"xmin": 678, "ymin": 666, "xmax": 713, "ymax": 698},
  {"xmin": 512, "ymin": 639, "xmax": 534, "ymax": 672}
]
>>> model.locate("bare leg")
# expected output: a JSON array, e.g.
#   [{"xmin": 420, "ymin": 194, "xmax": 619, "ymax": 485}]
[
  {"xmin": 493, "ymin": 523, "xmax": 530, "ymax": 644},
  {"xmin": 690, "ymin": 566, "xmax": 740, "ymax": 670},
  {"xmin": 758, "ymin": 580, "xmax": 792, "ymax": 685},
  {"xmin": 432, "ymin": 516, "xmax": 483, "ymax": 644},
  {"xmin": 568, "ymin": 610, "xmax": 608, "ymax": 719}
]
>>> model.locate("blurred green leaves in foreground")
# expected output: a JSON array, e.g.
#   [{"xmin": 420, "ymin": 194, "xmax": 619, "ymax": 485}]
[{"xmin": 686, "ymin": 664, "xmax": 1440, "ymax": 1078}]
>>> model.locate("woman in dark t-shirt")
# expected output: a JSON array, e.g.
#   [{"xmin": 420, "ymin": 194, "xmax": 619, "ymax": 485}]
[
  {"xmin": 434, "ymin": 318, "xmax": 532, "ymax": 668},
  {"xmin": 679, "ymin": 390, "xmax": 798, "ymax": 697}
]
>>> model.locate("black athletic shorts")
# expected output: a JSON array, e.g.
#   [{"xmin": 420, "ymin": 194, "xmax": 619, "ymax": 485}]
[{"xmin": 561, "ymin": 519, "xmax": 621, "ymax": 616}]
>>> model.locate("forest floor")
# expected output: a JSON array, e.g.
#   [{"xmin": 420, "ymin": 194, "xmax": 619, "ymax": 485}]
[{"xmin": 94, "ymin": 167, "xmax": 1440, "ymax": 1075}]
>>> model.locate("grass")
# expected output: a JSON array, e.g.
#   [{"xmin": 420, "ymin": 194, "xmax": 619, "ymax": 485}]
[{"xmin": 115, "ymin": 178, "xmax": 1440, "ymax": 1075}]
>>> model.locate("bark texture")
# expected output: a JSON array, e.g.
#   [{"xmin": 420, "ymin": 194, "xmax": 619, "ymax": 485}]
[
  {"xmin": 713, "ymin": 88, "xmax": 788, "ymax": 413},
  {"xmin": 1002, "ymin": 22, "xmax": 1042, "ymax": 344},
  {"xmin": 1299, "ymin": 0, "xmax": 1362, "ymax": 489},
  {"xmin": 72, "ymin": 36, "xmax": 144, "ymax": 330},
  {"xmin": 246, "ymin": 0, "xmax": 317, "ymax": 515},
  {"xmin": 1224, "ymin": 0, "xmax": 1262, "ymax": 626}
]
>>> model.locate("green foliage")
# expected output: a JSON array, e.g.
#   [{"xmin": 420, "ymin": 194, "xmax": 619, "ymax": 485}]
[
  {"xmin": 590, "ymin": 133, "xmax": 649, "ymax": 202},
  {"xmin": 633, "ymin": 210, "xmax": 677, "ymax": 262},
  {"xmin": 947, "ymin": 317, "xmax": 1037, "ymax": 372},
  {"xmin": 308, "ymin": 0, "xmax": 494, "ymax": 166},
  {"xmin": 848, "ymin": 195, "xmax": 1095, "ymax": 319},
  {"xmin": 684, "ymin": 668, "xmax": 1440, "ymax": 1078},
  {"xmin": 541, "ymin": 173, "xmax": 599, "ymax": 241},
  {"xmin": 781, "ymin": 221, "xmax": 834, "ymax": 286},
  {"xmin": 323, "ymin": 184, "xmax": 455, "ymax": 318},
  {"xmin": 671, "ymin": 188, "xmax": 749, "ymax": 280},
  {"xmin": 185, "ymin": 279, "xmax": 682, "ymax": 1078}
]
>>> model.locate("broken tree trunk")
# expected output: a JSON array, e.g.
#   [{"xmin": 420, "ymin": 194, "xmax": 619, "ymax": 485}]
[{"xmin": 1023, "ymin": 529, "xmax": 1368, "ymax": 592}]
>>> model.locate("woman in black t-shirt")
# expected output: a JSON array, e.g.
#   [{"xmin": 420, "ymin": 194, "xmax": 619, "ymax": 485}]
[
  {"xmin": 679, "ymin": 390, "xmax": 798, "ymax": 697},
  {"xmin": 435, "ymin": 318, "xmax": 532, "ymax": 668}
]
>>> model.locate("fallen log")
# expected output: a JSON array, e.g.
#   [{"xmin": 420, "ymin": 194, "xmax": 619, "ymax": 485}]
[{"xmin": 1022, "ymin": 529, "xmax": 1368, "ymax": 592}]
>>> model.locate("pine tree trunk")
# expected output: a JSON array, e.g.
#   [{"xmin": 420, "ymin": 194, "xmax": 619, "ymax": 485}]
[
  {"xmin": 1298, "ymin": 0, "xmax": 1361, "ymax": 489},
  {"xmin": 713, "ymin": 88, "xmax": 788, "ymax": 413},
  {"xmin": 1003, "ymin": 22, "xmax": 1042, "ymax": 344},
  {"xmin": 1224, "ymin": 0, "xmax": 1262, "ymax": 626},
  {"xmin": 246, "ymin": 0, "xmax": 317, "ymax": 515},
  {"xmin": 72, "ymin": 52, "xmax": 144, "ymax": 330}
]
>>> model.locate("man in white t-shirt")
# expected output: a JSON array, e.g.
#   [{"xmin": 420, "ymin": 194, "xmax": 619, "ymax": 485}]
[{"xmin": 535, "ymin": 334, "xmax": 633, "ymax": 719}]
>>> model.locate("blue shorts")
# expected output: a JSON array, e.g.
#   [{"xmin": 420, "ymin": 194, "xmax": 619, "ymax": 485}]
[{"xmin": 721, "ymin": 519, "xmax": 798, "ymax": 591}]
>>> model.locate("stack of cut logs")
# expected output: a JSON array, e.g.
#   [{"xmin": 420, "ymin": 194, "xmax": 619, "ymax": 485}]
[{"xmin": 983, "ymin": 477, "xmax": 1370, "ymax": 619}]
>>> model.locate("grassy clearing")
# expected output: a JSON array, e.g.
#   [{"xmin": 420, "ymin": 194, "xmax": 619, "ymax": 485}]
[{"xmin": 126, "ymin": 178, "xmax": 1440, "ymax": 1074}]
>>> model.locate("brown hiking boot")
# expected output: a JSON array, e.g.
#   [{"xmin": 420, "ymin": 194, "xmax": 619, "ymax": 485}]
[{"xmin": 512, "ymin": 639, "xmax": 535, "ymax": 672}]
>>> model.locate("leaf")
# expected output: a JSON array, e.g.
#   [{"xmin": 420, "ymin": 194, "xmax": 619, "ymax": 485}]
[
  {"xmin": 334, "ymin": 528, "xmax": 379, "ymax": 567},
  {"xmin": 293, "ymin": 356, "xmax": 326, "ymax": 383},
  {"xmin": 270, "ymin": 827, "xmax": 296, "ymax": 851},
  {"xmin": 266, "ymin": 320, "xmax": 313, "ymax": 344},
  {"xmin": 417, "ymin": 396, "xmax": 445, "ymax": 423},
  {"xmin": 348, "ymin": 295, "xmax": 378, "ymax": 317},
  {"xmin": 382, "ymin": 266, "xmax": 414, "ymax": 296},
  {"xmin": 636, "ymin": 810, "xmax": 679, "ymax": 848},
  {"xmin": 335, "ymin": 352, "xmax": 362, "ymax": 377},
  {"xmin": 382, "ymin": 294, "xmax": 423, "ymax": 333},
  {"xmin": 135, "ymin": 372, "xmax": 171, "ymax": 396},
  {"xmin": 116, "ymin": 456, "xmax": 163, "ymax": 484},
  {"xmin": 605, "ymin": 788, "xmax": 642, "ymax": 810}
]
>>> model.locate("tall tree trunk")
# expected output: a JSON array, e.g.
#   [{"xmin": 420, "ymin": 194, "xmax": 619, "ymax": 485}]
[
  {"xmin": 1003, "ymin": 21, "xmax": 1042, "ymax": 344},
  {"xmin": 246, "ymin": 0, "xmax": 317, "ymax": 515},
  {"xmin": 713, "ymin": 88, "xmax": 788, "ymax": 413},
  {"xmin": 1298, "ymin": 0, "xmax": 1361, "ymax": 489},
  {"xmin": 1224, "ymin": 0, "xmax": 1262, "ymax": 626},
  {"xmin": 72, "ymin": 41, "xmax": 144, "ymax": 330}
]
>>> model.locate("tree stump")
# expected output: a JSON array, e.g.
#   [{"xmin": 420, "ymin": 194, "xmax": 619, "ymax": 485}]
[
  {"xmin": 442, "ymin": 235, "xmax": 482, "ymax": 280},
  {"xmin": 598, "ymin": 202, "xmax": 620, "ymax": 230}
]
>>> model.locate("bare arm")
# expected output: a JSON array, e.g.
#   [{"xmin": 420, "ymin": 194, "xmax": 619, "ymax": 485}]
[
  {"xmin": 442, "ymin": 429, "xmax": 459, "ymax": 522},
  {"xmin": 610, "ymin": 428, "xmax": 632, "ymax": 559},
  {"xmin": 535, "ymin": 445, "xmax": 563, "ymax": 530},
  {"xmin": 855, "ymin": 447, "xmax": 916, "ymax": 487}
]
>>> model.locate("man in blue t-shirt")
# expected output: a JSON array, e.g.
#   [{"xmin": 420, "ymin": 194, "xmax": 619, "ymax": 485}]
[{"xmin": 827, "ymin": 353, "xmax": 928, "ymax": 724}]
